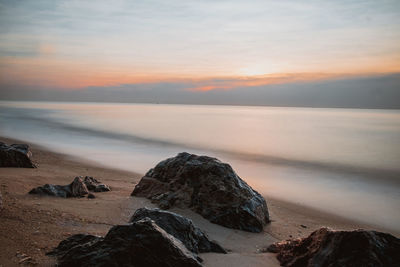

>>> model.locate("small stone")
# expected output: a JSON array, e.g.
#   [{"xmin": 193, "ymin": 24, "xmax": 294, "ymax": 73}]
[
  {"xmin": 82, "ymin": 176, "xmax": 111, "ymax": 192},
  {"xmin": 87, "ymin": 193, "xmax": 95, "ymax": 199},
  {"xmin": 82, "ymin": 176, "xmax": 100, "ymax": 191},
  {"xmin": 18, "ymin": 256, "xmax": 32, "ymax": 264},
  {"xmin": 94, "ymin": 184, "xmax": 111, "ymax": 192},
  {"xmin": 70, "ymin": 177, "xmax": 89, "ymax": 197},
  {"xmin": 29, "ymin": 176, "xmax": 110, "ymax": 198}
]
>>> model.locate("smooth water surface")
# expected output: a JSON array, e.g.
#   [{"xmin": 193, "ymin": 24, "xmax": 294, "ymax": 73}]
[{"xmin": 1, "ymin": 101, "xmax": 400, "ymax": 232}]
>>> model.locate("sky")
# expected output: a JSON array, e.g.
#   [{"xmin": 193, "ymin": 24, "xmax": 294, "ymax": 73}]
[{"xmin": 0, "ymin": 0, "xmax": 400, "ymax": 105}]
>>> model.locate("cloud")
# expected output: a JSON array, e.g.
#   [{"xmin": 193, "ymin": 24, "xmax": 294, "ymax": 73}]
[
  {"xmin": 185, "ymin": 73, "xmax": 357, "ymax": 91},
  {"xmin": 1, "ymin": 73, "xmax": 399, "ymax": 109},
  {"xmin": 1, "ymin": 0, "xmax": 400, "ymax": 82}
]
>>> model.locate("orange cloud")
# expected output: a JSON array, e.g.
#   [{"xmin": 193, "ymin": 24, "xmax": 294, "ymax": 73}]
[
  {"xmin": 185, "ymin": 72, "xmax": 352, "ymax": 92},
  {"xmin": 1, "ymin": 54, "xmax": 399, "ymax": 91}
]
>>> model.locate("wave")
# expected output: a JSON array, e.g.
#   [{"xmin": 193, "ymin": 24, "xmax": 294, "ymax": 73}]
[{"xmin": 3, "ymin": 107, "xmax": 400, "ymax": 183}]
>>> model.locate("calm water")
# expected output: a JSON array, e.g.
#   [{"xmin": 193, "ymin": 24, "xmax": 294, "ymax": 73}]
[{"xmin": 1, "ymin": 101, "xmax": 400, "ymax": 232}]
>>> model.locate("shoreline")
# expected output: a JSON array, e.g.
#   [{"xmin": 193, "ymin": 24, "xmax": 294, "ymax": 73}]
[
  {"xmin": 0, "ymin": 137, "xmax": 397, "ymax": 266},
  {"xmin": 2, "ymin": 99, "xmax": 400, "ymax": 111}
]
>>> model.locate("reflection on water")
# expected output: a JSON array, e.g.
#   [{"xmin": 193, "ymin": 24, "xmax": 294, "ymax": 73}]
[{"xmin": 1, "ymin": 101, "xmax": 400, "ymax": 232}]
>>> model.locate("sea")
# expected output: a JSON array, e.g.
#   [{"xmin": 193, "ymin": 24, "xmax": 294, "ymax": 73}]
[{"xmin": 1, "ymin": 101, "xmax": 399, "ymax": 232}]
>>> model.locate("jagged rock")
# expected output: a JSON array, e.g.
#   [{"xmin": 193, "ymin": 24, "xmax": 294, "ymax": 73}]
[
  {"xmin": 29, "ymin": 176, "xmax": 110, "ymax": 198},
  {"xmin": 93, "ymin": 184, "xmax": 111, "ymax": 192},
  {"xmin": 131, "ymin": 152, "xmax": 269, "ymax": 232},
  {"xmin": 70, "ymin": 177, "xmax": 89, "ymax": 197},
  {"xmin": 29, "ymin": 184, "xmax": 72, "ymax": 198},
  {"xmin": 0, "ymin": 142, "xmax": 35, "ymax": 168},
  {"xmin": 48, "ymin": 234, "xmax": 101, "ymax": 257},
  {"xmin": 48, "ymin": 218, "xmax": 202, "ymax": 267},
  {"xmin": 130, "ymin": 207, "xmax": 226, "ymax": 254},
  {"xmin": 267, "ymin": 227, "xmax": 400, "ymax": 267},
  {"xmin": 83, "ymin": 176, "xmax": 111, "ymax": 192},
  {"xmin": 29, "ymin": 177, "xmax": 88, "ymax": 198},
  {"xmin": 82, "ymin": 176, "xmax": 100, "ymax": 191}
]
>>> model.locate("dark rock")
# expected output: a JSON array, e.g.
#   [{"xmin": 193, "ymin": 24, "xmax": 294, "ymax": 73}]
[
  {"xmin": 131, "ymin": 152, "xmax": 269, "ymax": 232},
  {"xmin": 93, "ymin": 184, "xmax": 111, "ymax": 192},
  {"xmin": 28, "ymin": 178, "xmax": 86, "ymax": 198},
  {"xmin": 82, "ymin": 176, "xmax": 100, "ymax": 191},
  {"xmin": 48, "ymin": 218, "xmax": 202, "ymax": 267},
  {"xmin": 70, "ymin": 177, "xmax": 89, "ymax": 197},
  {"xmin": 87, "ymin": 193, "xmax": 95, "ymax": 199},
  {"xmin": 29, "ymin": 184, "xmax": 72, "ymax": 198},
  {"xmin": 29, "ymin": 176, "xmax": 110, "ymax": 198},
  {"xmin": 0, "ymin": 191, "xmax": 3, "ymax": 210},
  {"xmin": 130, "ymin": 207, "xmax": 226, "ymax": 254},
  {"xmin": 82, "ymin": 176, "xmax": 110, "ymax": 192},
  {"xmin": 48, "ymin": 234, "xmax": 101, "ymax": 257},
  {"xmin": 267, "ymin": 227, "xmax": 400, "ymax": 267},
  {"xmin": 0, "ymin": 142, "xmax": 36, "ymax": 168}
]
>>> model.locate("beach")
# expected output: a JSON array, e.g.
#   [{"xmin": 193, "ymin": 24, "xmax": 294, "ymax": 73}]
[
  {"xmin": 2, "ymin": 102, "xmax": 400, "ymax": 234},
  {"xmin": 1, "ymin": 136, "xmax": 391, "ymax": 266},
  {"xmin": 2, "ymin": 1, "xmax": 400, "ymax": 265}
]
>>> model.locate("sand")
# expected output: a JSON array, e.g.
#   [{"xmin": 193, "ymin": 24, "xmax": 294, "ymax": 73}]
[{"xmin": 0, "ymin": 137, "xmax": 389, "ymax": 266}]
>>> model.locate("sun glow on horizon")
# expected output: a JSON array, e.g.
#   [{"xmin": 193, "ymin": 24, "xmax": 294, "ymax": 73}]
[
  {"xmin": 236, "ymin": 66, "xmax": 274, "ymax": 77},
  {"xmin": 0, "ymin": 1, "xmax": 399, "ymax": 92}
]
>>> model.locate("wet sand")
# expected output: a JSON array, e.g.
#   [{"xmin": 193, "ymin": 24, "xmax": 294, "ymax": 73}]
[{"xmin": 0, "ymin": 137, "xmax": 388, "ymax": 266}]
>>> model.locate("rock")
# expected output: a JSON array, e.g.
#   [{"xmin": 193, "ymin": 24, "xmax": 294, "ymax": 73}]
[
  {"xmin": 267, "ymin": 227, "xmax": 400, "ymax": 267},
  {"xmin": 0, "ymin": 191, "xmax": 3, "ymax": 210},
  {"xmin": 29, "ymin": 176, "xmax": 110, "ymax": 198},
  {"xmin": 70, "ymin": 177, "xmax": 89, "ymax": 197},
  {"xmin": 0, "ymin": 142, "xmax": 36, "ymax": 168},
  {"xmin": 48, "ymin": 234, "xmax": 101, "ymax": 257},
  {"xmin": 29, "ymin": 184, "xmax": 72, "ymax": 198},
  {"xmin": 93, "ymin": 184, "xmax": 111, "ymax": 192},
  {"xmin": 48, "ymin": 218, "xmax": 202, "ymax": 267},
  {"xmin": 29, "ymin": 177, "xmax": 89, "ymax": 198},
  {"xmin": 87, "ymin": 193, "xmax": 95, "ymax": 199},
  {"xmin": 82, "ymin": 176, "xmax": 100, "ymax": 191},
  {"xmin": 130, "ymin": 207, "xmax": 226, "ymax": 254},
  {"xmin": 16, "ymin": 252, "xmax": 37, "ymax": 265},
  {"xmin": 82, "ymin": 176, "xmax": 110, "ymax": 192},
  {"xmin": 131, "ymin": 152, "xmax": 269, "ymax": 232}
]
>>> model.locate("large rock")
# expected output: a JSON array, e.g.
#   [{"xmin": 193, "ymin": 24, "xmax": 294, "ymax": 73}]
[
  {"xmin": 29, "ymin": 176, "xmax": 109, "ymax": 198},
  {"xmin": 267, "ymin": 227, "xmax": 400, "ymax": 267},
  {"xmin": 48, "ymin": 218, "xmax": 202, "ymax": 267},
  {"xmin": 130, "ymin": 207, "xmax": 226, "ymax": 254},
  {"xmin": 131, "ymin": 152, "xmax": 269, "ymax": 232},
  {"xmin": 49, "ymin": 234, "xmax": 101, "ymax": 257},
  {"xmin": 0, "ymin": 142, "xmax": 35, "ymax": 168}
]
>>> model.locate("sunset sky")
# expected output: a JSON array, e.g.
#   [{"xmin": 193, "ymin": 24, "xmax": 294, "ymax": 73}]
[{"xmin": 1, "ymin": 0, "xmax": 400, "ymax": 92}]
